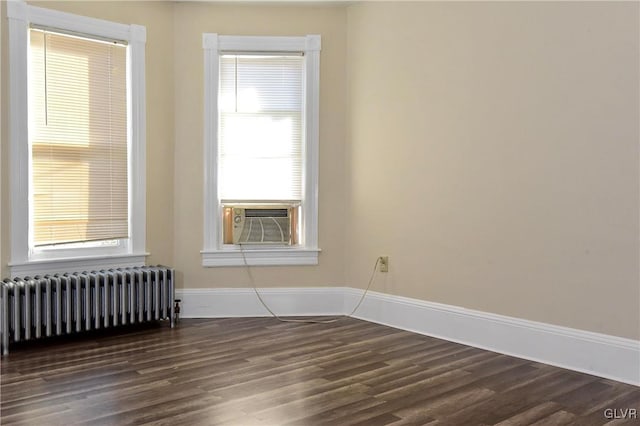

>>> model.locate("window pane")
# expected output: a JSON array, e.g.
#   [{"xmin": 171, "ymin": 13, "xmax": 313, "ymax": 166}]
[
  {"xmin": 30, "ymin": 29, "xmax": 128, "ymax": 246},
  {"xmin": 219, "ymin": 55, "xmax": 303, "ymax": 201}
]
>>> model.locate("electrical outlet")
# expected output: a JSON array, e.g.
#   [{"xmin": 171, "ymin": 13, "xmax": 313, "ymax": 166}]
[{"xmin": 379, "ymin": 256, "xmax": 389, "ymax": 272}]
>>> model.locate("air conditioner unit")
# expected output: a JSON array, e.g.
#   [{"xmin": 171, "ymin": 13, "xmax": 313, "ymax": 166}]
[{"xmin": 222, "ymin": 203, "xmax": 298, "ymax": 245}]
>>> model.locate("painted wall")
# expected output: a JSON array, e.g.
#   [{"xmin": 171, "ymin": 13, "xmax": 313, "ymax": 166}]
[
  {"xmin": 345, "ymin": 2, "xmax": 640, "ymax": 340},
  {"xmin": 0, "ymin": 1, "xmax": 176, "ymax": 272},
  {"xmin": 0, "ymin": 2, "xmax": 4, "ymax": 280},
  {"xmin": 1, "ymin": 1, "xmax": 637, "ymax": 341},
  {"xmin": 172, "ymin": 3, "xmax": 348, "ymax": 289},
  {"xmin": 1, "ymin": 2, "xmax": 10, "ymax": 280}
]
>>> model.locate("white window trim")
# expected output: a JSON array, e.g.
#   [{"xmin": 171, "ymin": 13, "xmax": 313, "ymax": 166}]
[
  {"xmin": 6, "ymin": 0, "xmax": 148, "ymax": 276},
  {"xmin": 201, "ymin": 34, "xmax": 321, "ymax": 267}
]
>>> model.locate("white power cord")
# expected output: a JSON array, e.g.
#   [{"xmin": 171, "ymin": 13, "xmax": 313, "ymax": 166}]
[{"xmin": 238, "ymin": 245, "xmax": 381, "ymax": 324}]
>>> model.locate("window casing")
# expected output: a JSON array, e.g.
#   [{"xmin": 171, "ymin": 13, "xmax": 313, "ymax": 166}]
[
  {"xmin": 202, "ymin": 34, "xmax": 321, "ymax": 266},
  {"xmin": 7, "ymin": 2, "xmax": 147, "ymax": 276}
]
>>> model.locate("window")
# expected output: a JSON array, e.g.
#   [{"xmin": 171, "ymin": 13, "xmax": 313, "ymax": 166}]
[
  {"xmin": 202, "ymin": 34, "xmax": 321, "ymax": 266},
  {"xmin": 7, "ymin": 2, "xmax": 147, "ymax": 276}
]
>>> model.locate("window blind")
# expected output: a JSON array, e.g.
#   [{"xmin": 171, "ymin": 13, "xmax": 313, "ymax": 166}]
[
  {"xmin": 218, "ymin": 54, "xmax": 304, "ymax": 201},
  {"xmin": 29, "ymin": 29, "xmax": 128, "ymax": 247}
]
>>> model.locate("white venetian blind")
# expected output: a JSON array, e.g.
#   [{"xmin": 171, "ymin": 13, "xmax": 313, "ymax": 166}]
[
  {"xmin": 29, "ymin": 29, "xmax": 128, "ymax": 247},
  {"xmin": 218, "ymin": 54, "xmax": 304, "ymax": 201}
]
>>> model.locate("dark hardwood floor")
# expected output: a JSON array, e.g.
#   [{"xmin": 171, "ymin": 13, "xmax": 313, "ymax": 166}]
[{"xmin": 1, "ymin": 317, "xmax": 638, "ymax": 425}]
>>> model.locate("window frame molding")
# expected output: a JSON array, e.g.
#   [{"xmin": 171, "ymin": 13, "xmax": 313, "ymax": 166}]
[
  {"xmin": 6, "ymin": 1, "xmax": 148, "ymax": 276},
  {"xmin": 201, "ymin": 34, "xmax": 321, "ymax": 267}
]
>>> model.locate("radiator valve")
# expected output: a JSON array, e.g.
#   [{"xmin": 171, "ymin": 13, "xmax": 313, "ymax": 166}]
[{"xmin": 174, "ymin": 299, "xmax": 182, "ymax": 323}]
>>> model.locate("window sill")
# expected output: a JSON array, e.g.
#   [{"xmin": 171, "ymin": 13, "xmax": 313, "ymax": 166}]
[
  {"xmin": 8, "ymin": 253, "xmax": 149, "ymax": 277},
  {"xmin": 201, "ymin": 248, "xmax": 320, "ymax": 267}
]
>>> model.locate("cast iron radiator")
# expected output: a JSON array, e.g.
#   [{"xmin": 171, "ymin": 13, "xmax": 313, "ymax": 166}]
[{"xmin": 0, "ymin": 265, "xmax": 175, "ymax": 355}]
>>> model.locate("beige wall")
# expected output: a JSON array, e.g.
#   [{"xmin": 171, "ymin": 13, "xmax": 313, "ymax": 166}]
[
  {"xmin": 1, "ymin": 1, "xmax": 638, "ymax": 341},
  {"xmin": 1, "ymin": 0, "xmax": 10, "ymax": 279},
  {"xmin": 1, "ymin": 1, "xmax": 11, "ymax": 280},
  {"xmin": 0, "ymin": 2, "xmax": 4, "ymax": 280},
  {"xmin": 346, "ymin": 2, "xmax": 640, "ymax": 340},
  {"xmin": 172, "ymin": 3, "xmax": 348, "ymax": 289}
]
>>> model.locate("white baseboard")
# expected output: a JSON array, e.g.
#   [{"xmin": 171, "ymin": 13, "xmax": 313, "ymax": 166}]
[
  {"xmin": 176, "ymin": 287, "xmax": 640, "ymax": 386},
  {"xmin": 177, "ymin": 287, "xmax": 347, "ymax": 318}
]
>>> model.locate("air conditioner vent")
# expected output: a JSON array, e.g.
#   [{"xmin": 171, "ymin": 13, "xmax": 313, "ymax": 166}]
[
  {"xmin": 245, "ymin": 208, "xmax": 288, "ymax": 218},
  {"xmin": 239, "ymin": 216, "xmax": 290, "ymax": 244}
]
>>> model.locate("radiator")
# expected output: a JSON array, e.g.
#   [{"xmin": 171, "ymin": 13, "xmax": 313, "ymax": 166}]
[{"xmin": 0, "ymin": 265, "xmax": 175, "ymax": 355}]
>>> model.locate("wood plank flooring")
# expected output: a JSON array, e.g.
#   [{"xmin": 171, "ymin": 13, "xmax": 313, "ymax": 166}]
[{"xmin": 1, "ymin": 317, "xmax": 639, "ymax": 425}]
